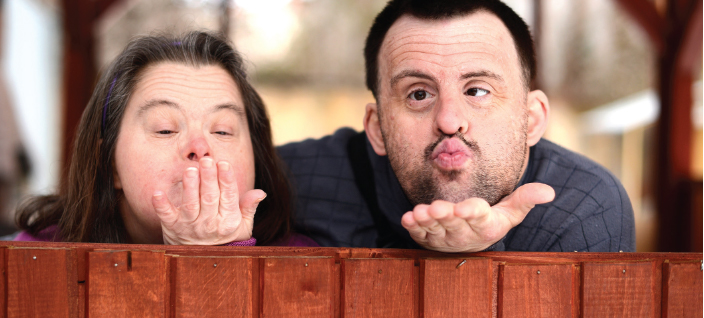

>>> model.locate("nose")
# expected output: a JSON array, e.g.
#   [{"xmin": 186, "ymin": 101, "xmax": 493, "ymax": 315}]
[
  {"xmin": 183, "ymin": 134, "xmax": 211, "ymax": 161},
  {"xmin": 435, "ymin": 92, "xmax": 469, "ymax": 136}
]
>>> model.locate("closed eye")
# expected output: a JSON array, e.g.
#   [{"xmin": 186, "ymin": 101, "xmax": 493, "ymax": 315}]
[
  {"xmin": 213, "ymin": 131, "xmax": 231, "ymax": 136},
  {"xmin": 157, "ymin": 130, "xmax": 175, "ymax": 135}
]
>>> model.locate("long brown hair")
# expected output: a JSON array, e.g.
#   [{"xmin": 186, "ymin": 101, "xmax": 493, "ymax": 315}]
[{"xmin": 16, "ymin": 31, "xmax": 292, "ymax": 245}]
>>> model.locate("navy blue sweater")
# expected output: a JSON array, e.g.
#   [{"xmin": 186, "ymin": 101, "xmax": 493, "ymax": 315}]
[{"xmin": 278, "ymin": 128, "xmax": 635, "ymax": 252}]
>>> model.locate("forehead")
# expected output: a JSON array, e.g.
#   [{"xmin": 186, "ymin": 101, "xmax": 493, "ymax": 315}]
[
  {"xmin": 132, "ymin": 62, "xmax": 242, "ymax": 103},
  {"xmin": 379, "ymin": 11, "xmax": 521, "ymax": 82}
]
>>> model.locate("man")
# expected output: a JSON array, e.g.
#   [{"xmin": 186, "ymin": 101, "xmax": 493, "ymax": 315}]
[{"xmin": 278, "ymin": 0, "xmax": 635, "ymax": 252}]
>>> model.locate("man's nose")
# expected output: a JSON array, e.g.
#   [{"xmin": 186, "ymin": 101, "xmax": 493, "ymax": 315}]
[
  {"xmin": 435, "ymin": 93, "xmax": 469, "ymax": 135},
  {"xmin": 183, "ymin": 134, "xmax": 211, "ymax": 161}
]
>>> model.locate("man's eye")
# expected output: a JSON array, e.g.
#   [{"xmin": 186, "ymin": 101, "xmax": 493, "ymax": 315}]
[
  {"xmin": 409, "ymin": 90, "xmax": 429, "ymax": 101},
  {"xmin": 466, "ymin": 88, "xmax": 489, "ymax": 97},
  {"xmin": 157, "ymin": 130, "xmax": 174, "ymax": 135}
]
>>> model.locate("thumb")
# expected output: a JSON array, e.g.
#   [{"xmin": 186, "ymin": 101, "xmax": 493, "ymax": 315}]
[
  {"xmin": 239, "ymin": 189, "xmax": 266, "ymax": 220},
  {"xmin": 493, "ymin": 183, "xmax": 555, "ymax": 225}
]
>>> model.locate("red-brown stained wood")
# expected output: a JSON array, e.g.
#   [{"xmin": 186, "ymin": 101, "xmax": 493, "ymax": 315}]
[
  {"xmin": 421, "ymin": 258, "xmax": 491, "ymax": 317},
  {"xmin": 582, "ymin": 262, "xmax": 656, "ymax": 317},
  {"xmin": 172, "ymin": 256, "xmax": 254, "ymax": 317},
  {"xmin": 662, "ymin": 261, "xmax": 703, "ymax": 317},
  {"xmin": 498, "ymin": 264, "xmax": 576, "ymax": 318},
  {"xmin": 342, "ymin": 258, "xmax": 415, "ymax": 318},
  {"xmin": 6, "ymin": 248, "xmax": 77, "ymax": 318},
  {"xmin": 260, "ymin": 257, "xmax": 334, "ymax": 317},
  {"xmin": 87, "ymin": 250, "xmax": 165, "ymax": 317},
  {"xmin": 0, "ymin": 247, "xmax": 6, "ymax": 318}
]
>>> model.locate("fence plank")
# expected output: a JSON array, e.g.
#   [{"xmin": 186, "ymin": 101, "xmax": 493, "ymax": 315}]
[
  {"xmin": 499, "ymin": 264, "xmax": 576, "ymax": 318},
  {"xmin": 87, "ymin": 250, "xmax": 166, "ymax": 317},
  {"xmin": 582, "ymin": 262, "xmax": 655, "ymax": 317},
  {"xmin": 420, "ymin": 258, "xmax": 491, "ymax": 317},
  {"xmin": 342, "ymin": 258, "xmax": 415, "ymax": 318},
  {"xmin": 261, "ymin": 257, "xmax": 335, "ymax": 317},
  {"xmin": 662, "ymin": 261, "xmax": 703, "ymax": 318},
  {"xmin": 7, "ymin": 248, "xmax": 77, "ymax": 318},
  {"xmin": 172, "ymin": 256, "xmax": 254, "ymax": 317}
]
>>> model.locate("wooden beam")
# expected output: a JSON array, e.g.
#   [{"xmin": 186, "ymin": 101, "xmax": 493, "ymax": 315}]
[
  {"xmin": 59, "ymin": 0, "xmax": 121, "ymax": 178},
  {"xmin": 654, "ymin": 0, "xmax": 702, "ymax": 252}
]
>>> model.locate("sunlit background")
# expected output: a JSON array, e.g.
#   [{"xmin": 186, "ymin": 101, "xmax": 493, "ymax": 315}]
[{"xmin": 0, "ymin": 0, "xmax": 700, "ymax": 251}]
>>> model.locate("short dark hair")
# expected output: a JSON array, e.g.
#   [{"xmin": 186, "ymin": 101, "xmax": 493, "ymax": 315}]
[
  {"xmin": 364, "ymin": 0, "xmax": 536, "ymax": 99},
  {"xmin": 17, "ymin": 31, "xmax": 292, "ymax": 245}
]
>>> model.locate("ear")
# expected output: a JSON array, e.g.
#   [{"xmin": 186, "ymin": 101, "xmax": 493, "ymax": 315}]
[
  {"xmin": 363, "ymin": 102, "xmax": 387, "ymax": 156},
  {"xmin": 526, "ymin": 90, "xmax": 550, "ymax": 147}
]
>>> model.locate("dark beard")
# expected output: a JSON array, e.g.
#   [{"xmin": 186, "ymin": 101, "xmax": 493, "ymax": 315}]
[{"xmin": 396, "ymin": 131, "xmax": 526, "ymax": 206}]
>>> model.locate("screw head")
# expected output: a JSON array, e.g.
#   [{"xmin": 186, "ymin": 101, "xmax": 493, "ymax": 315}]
[
  {"xmin": 213, "ymin": 264, "xmax": 217, "ymax": 267},
  {"xmin": 32, "ymin": 256, "xmax": 36, "ymax": 260},
  {"xmin": 305, "ymin": 263, "xmax": 308, "ymax": 267},
  {"xmin": 537, "ymin": 270, "xmax": 541, "ymax": 274},
  {"xmin": 114, "ymin": 263, "xmax": 118, "ymax": 267},
  {"xmin": 622, "ymin": 269, "xmax": 626, "ymax": 273},
  {"xmin": 378, "ymin": 269, "xmax": 382, "ymax": 274}
]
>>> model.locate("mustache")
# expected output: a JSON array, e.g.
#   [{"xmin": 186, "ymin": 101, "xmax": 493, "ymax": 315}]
[{"xmin": 423, "ymin": 131, "xmax": 480, "ymax": 160}]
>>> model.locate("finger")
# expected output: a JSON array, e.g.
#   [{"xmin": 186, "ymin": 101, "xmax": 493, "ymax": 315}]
[
  {"xmin": 494, "ymin": 183, "xmax": 555, "ymax": 226},
  {"xmin": 152, "ymin": 191, "xmax": 178, "ymax": 227},
  {"xmin": 455, "ymin": 197, "xmax": 501, "ymax": 242},
  {"xmin": 217, "ymin": 161, "xmax": 239, "ymax": 217},
  {"xmin": 418, "ymin": 200, "xmax": 454, "ymax": 235},
  {"xmin": 180, "ymin": 167, "xmax": 200, "ymax": 221},
  {"xmin": 239, "ymin": 189, "xmax": 266, "ymax": 221},
  {"xmin": 454, "ymin": 197, "xmax": 492, "ymax": 224},
  {"xmin": 401, "ymin": 211, "xmax": 427, "ymax": 242},
  {"xmin": 198, "ymin": 157, "xmax": 219, "ymax": 220}
]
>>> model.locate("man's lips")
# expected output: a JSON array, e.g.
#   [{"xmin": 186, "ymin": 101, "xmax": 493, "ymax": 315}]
[{"xmin": 430, "ymin": 138, "xmax": 471, "ymax": 170}]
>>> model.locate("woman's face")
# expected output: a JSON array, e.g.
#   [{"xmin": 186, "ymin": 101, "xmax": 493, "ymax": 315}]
[{"xmin": 113, "ymin": 62, "xmax": 255, "ymax": 244}]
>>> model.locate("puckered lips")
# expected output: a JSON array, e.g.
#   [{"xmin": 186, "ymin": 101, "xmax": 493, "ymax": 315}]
[{"xmin": 430, "ymin": 138, "xmax": 471, "ymax": 171}]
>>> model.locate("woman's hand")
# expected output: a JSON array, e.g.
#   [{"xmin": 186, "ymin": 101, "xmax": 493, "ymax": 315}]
[{"xmin": 151, "ymin": 157, "xmax": 266, "ymax": 245}]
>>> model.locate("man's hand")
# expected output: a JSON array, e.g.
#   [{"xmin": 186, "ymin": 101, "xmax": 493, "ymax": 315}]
[
  {"xmin": 152, "ymin": 157, "xmax": 266, "ymax": 245},
  {"xmin": 400, "ymin": 183, "xmax": 555, "ymax": 252}
]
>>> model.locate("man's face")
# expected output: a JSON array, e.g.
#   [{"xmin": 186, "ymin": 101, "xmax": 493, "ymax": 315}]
[{"xmin": 374, "ymin": 11, "xmax": 530, "ymax": 206}]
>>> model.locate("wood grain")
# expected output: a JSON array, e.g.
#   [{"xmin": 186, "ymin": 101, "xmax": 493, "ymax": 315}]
[
  {"xmin": 662, "ymin": 261, "xmax": 703, "ymax": 317},
  {"xmin": 261, "ymin": 257, "xmax": 335, "ymax": 317},
  {"xmin": 6, "ymin": 248, "xmax": 77, "ymax": 318},
  {"xmin": 582, "ymin": 261, "xmax": 656, "ymax": 317},
  {"xmin": 498, "ymin": 263, "xmax": 576, "ymax": 318},
  {"xmin": 342, "ymin": 258, "xmax": 415, "ymax": 318},
  {"xmin": 87, "ymin": 250, "xmax": 166, "ymax": 317},
  {"xmin": 171, "ymin": 256, "xmax": 254, "ymax": 317},
  {"xmin": 421, "ymin": 258, "xmax": 491, "ymax": 317}
]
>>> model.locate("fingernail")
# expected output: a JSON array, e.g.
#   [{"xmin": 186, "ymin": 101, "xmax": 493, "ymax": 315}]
[
  {"xmin": 201, "ymin": 157, "xmax": 213, "ymax": 168},
  {"xmin": 153, "ymin": 191, "xmax": 164, "ymax": 200},
  {"xmin": 218, "ymin": 161, "xmax": 230, "ymax": 172},
  {"xmin": 186, "ymin": 167, "xmax": 198, "ymax": 178},
  {"xmin": 257, "ymin": 193, "xmax": 267, "ymax": 203}
]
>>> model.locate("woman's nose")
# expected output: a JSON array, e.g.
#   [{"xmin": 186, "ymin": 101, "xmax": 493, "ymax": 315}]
[{"xmin": 184, "ymin": 136, "xmax": 211, "ymax": 161}]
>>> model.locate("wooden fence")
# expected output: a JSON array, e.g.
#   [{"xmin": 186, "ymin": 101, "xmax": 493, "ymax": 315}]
[{"xmin": 0, "ymin": 241, "xmax": 701, "ymax": 317}]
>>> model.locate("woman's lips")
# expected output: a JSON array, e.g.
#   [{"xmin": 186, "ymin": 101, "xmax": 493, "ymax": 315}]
[{"xmin": 431, "ymin": 138, "xmax": 471, "ymax": 170}]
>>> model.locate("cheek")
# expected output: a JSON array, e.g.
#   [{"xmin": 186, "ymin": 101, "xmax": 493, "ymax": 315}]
[{"xmin": 222, "ymin": 141, "xmax": 256, "ymax": 195}]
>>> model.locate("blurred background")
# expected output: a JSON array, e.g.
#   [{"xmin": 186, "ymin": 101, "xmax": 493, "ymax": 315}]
[{"xmin": 0, "ymin": 0, "xmax": 700, "ymax": 252}]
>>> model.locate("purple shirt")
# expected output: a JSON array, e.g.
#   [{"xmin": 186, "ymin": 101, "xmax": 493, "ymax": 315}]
[{"xmin": 14, "ymin": 225, "xmax": 319, "ymax": 247}]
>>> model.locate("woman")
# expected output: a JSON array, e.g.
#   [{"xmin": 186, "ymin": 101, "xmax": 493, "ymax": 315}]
[{"xmin": 15, "ymin": 31, "xmax": 315, "ymax": 246}]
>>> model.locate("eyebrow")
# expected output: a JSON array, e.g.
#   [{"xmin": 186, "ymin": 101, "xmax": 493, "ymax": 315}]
[
  {"xmin": 390, "ymin": 69, "xmax": 505, "ymax": 88},
  {"xmin": 460, "ymin": 70, "xmax": 504, "ymax": 83},
  {"xmin": 137, "ymin": 99, "xmax": 245, "ymax": 117},
  {"xmin": 390, "ymin": 70, "xmax": 437, "ymax": 88},
  {"xmin": 137, "ymin": 99, "xmax": 180, "ymax": 116}
]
